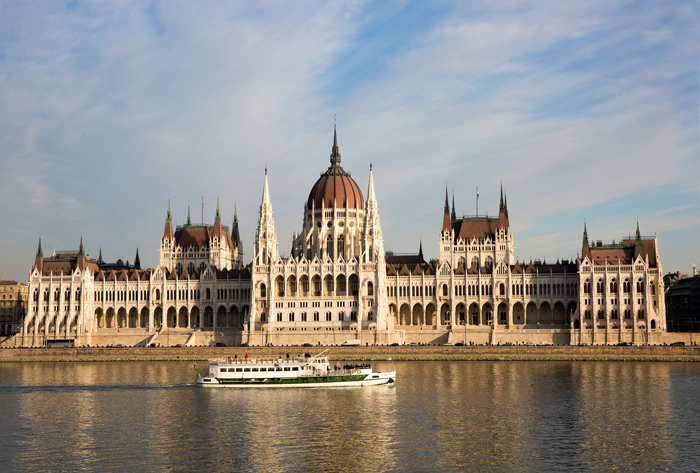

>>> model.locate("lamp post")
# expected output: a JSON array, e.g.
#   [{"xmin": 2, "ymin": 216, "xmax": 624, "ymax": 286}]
[{"xmin": 463, "ymin": 321, "xmax": 466, "ymax": 345}]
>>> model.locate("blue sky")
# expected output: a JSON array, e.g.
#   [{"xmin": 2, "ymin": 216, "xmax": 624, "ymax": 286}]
[{"xmin": 0, "ymin": 0, "xmax": 697, "ymax": 281}]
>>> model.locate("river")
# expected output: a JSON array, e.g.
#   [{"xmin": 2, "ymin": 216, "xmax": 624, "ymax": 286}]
[{"xmin": 0, "ymin": 360, "xmax": 698, "ymax": 472}]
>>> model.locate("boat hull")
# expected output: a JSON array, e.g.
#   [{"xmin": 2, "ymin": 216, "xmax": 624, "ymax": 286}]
[{"xmin": 196, "ymin": 371, "xmax": 396, "ymax": 388}]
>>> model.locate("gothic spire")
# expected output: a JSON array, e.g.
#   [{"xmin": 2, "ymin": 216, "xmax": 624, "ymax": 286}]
[
  {"xmin": 186, "ymin": 201, "xmax": 191, "ymax": 226},
  {"xmin": 166, "ymin": 197, "xmax": 172, "ymax": 223},
  {"xmin": 215, "ymin": 195, "xmax": 221, "ymax": 221},
  {"xmin": 36, "ymin": 236, "xmax": 43, "ymax": 258},
  {"xmin": 78, "ymin": 235, "xmax": 84, "ymax": 257},
  {"xmin": 233, "ymin": 202, "xmax": 238, "ymax": 226},
  {"xmin": 134, "ymin": 247, "xmax": 141, "ymax": 269},
  {"xmin": 583, "ymin": 220, "xmax": 589, "ymax": 246},
  {"xmin": 419, "ymin": 239, "xmax": 424, "ymax": 259},
  {"xmin": 97, "ymin": 247, "xmax": 103, "ymax": 264},
  {"xmin": 499, "ymin": 183, "xmax": 504, "ymax": 212},
  {"xmin": 635, "ymin": 219, "xmax": 641, "ymax": 242},
  {"xmin": 443, "ymin": 186, "xmax": 452, "ymax": 232},
  {"xmin": 330, "ymin": 123, "xmax": 341, "ymax": 167},
  {"xmin": 451, "ymin": 192, "xmax": 456, "ymax": 220}
]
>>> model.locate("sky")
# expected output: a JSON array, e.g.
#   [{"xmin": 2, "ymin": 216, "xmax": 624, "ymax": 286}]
[{"xmin": 0, "ymin": 0, "xmax": 698, "ymax": 282}]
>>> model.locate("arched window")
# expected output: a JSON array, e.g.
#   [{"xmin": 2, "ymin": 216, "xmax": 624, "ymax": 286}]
[
  {"xmin": 499, "ymin": 283, "xmax": 505, "ymax": 296},
  {"xmin": 326, "ymin": 235, "xmax": 334, "ymax": 260},
  {"xmin": 260, "ymin": 283, "xmax": 266, "ymax": 298},
  {"xmin": 609, "ymin": 279, "xmax": 617, "ymax": 294},
  {"xmin": 367, "ymin": 281, "xmax": 374, "ymax": 296},
  {"xmin": 206, "ymin": 288, "xmax": 211, "ymax": 300},
  {"xmin": 442, "ymin": 284, "xmax": 448, "ymax": 296},
  {"xmin": 583, "ymin": 279, "xmax": 590, "ymax": 294},
  {"xmin": 337, "ymin": 236, "xmax": 344, "ymax": 259},
  {"xmin": 623, "ymin": 279, "xmax": 630, "ymax": 293}
]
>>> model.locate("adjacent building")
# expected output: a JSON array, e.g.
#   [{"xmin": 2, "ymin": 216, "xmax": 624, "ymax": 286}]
[{"xmin": 0, "ymin": 280, "xmax": 27, "ymax": 336}]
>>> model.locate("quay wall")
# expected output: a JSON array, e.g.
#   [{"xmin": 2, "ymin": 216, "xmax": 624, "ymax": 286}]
[{"xmin": 1, "ymin": 345, "xmax": 698, "ymax": 362}]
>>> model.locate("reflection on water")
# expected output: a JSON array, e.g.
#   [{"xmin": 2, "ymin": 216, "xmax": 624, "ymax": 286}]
[{"xmin": 0, "ymin": 361, "xmax": 698, "ymax": 472}]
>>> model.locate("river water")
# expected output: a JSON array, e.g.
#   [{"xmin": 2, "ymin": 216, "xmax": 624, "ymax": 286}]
[{"xmin": 0, "ymin": 360, "xmax": 698, "ymax": 472}]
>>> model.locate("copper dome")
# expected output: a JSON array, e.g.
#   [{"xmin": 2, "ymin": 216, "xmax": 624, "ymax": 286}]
[{"xmin": 306, "ymin": 129, "xmax": 364, "ymax": 211}]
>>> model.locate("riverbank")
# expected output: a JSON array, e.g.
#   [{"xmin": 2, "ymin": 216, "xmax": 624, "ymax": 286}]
[{"xmin": 1, "ymin": 345, "xmax": 698, "ymax": 362}]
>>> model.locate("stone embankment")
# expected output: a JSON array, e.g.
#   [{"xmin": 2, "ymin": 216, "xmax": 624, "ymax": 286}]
[{"xmin": 0, "ymin": 345, "xmax": 699, "ymax": 362}]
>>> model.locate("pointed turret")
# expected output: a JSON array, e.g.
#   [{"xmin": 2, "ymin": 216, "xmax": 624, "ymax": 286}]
[
  {"xmin": 134, "ymin": 247, "xmax": 141, "ymax": 270},
  {"xmin": 634, "ymin": 220, "xmax": 644, "ymax": 259},
  {"xmin": 363, "ymin": 163, "xmax": 384, "ymax": 263},
  {"xmin": 34, "ymin": 237, "xmax": 44, "ymax": 273},
  {"xmin": 97, "ymin": 247, "xmax": 104, "ymax": 264},
  {"xmin": 186, "ymin": 202, "xmax": 191, "ymax": 226},
  {"xmin": 212, "ymin": 195, "xmax": 223, "ymax": 241},
  {"xmin": 451, "ymin": 192, "xmax": 456, "ymax": 220},
  {"xmin": 163, "ymin": 197, "xmax": 173, "ymax": 240},
  {"xmin": 254, "ymin": 168, "xmax": 279, "ymax": 265},
  {"xmin": 419, "ymin": 240, "xmax": 424, "ymax": 260},
  {"xmin": 498, "ymin": 185, "xmax": 510, "ymax": 230},
  {"xmin": 581, "ymin": 220, "xmax": 591, "ymax": 260},
  {"xmin": 442, "ymin": 186, "xmax": 452, "ymax": 232},
  {"xmin": 76, "ymin": 235, "xmax": 87, "ymax": 271}
]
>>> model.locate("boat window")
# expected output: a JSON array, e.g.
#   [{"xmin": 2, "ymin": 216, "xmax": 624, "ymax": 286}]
[
  {"xmin": 292, "ymin": 367, "xmax": 299, "ymax": 371},
  {"xmin": 236, "ymin": 368, "xmax": 243, "ymax": 372},
  {"xmin": 244, "ymin": 368, "xmax": 251, "ymax": 372},
  {"xmin": 284, "ymin": 367, "xmax": 290, "ymax": 371},
  {"xmin": 252, "ymin": 368, "xmax": 259, "ymax": 372},
  {"xmin": 220, "ymin": 368, "xmax": 228, "ymax": 372}
]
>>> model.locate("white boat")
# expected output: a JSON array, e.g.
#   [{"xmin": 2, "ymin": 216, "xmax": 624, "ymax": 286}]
[{"xmin": 196, "ymin": 351, "xmax": 396, "ymax": 388}]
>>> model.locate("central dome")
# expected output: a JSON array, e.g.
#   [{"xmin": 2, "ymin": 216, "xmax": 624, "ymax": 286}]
[{"xmin": 306, "ymin": 129, "xmax": 364, "ymax": 211}]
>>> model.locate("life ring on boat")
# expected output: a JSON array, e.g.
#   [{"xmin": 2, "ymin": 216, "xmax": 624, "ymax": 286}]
[
  {"xmin": 210, "ymin": 373, "xmax": 215, "ymax": 378},
  {"xmin": 355, "ymin": 370, "xmax": 361, "ymax": 375}
]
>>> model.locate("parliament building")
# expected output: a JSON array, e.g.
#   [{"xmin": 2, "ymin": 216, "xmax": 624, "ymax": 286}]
[{"xmin": 15, "ymin": 129, "xmax": 669, "ymax": 347}]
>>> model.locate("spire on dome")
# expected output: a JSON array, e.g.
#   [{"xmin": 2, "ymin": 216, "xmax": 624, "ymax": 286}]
[{"xmin": 330, "ymin": 123, "xmax": 341, "ymax": 167}]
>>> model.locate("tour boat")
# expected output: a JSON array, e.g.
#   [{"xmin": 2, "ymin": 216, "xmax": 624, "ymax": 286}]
[{"xmin": 195, "ymin": 351, "xmax": 396, "ymax": 388}]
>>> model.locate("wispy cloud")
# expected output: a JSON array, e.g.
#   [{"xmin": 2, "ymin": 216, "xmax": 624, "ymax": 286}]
[{"xmin": 0, "ymin": 0, "xmax": 696, "ymax": 280}]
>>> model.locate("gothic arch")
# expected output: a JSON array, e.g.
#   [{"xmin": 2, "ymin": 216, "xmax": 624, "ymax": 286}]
[
  {"xmin": 512, "ymin": 302, "xmax": 525, "ymax": 325},
  {"xmin": 153, "ymin": 307, "xmax": 163, "ymax": 328},
  {"xmin": 553, "ymin": 302, "xmax": 566, "ymax": 325},
  {"xmin": 178, "ymin": 307, "xmax": 188, "ymax": 328},
  {"xmin": 128, "ymin": 307, "xmax": 138, "ymax": 328},
  {"xmin": 468, "ymin": 302, "xmax": 479, "ymax": 325},
  {"xmin": 440, "ymin": 303, "xmax": 451, "ymax": 325},
  {"xmin": 399, "ymin": 303, "xmax": 410, "ymax": 325},
  {"xmin": 539, "ymin": 302, "xmax": 552, "ymax": 324},
  {"xmin": 526, "ymin": 302, "xmax": 538, "ymax": 325},
  {"xmin": 425, "ymin": 303, "xmax": 436, "ymax": 325},
  {"xmin": 481, "ymin": 302, "xmax": 493, "ymax": 325},
  {"xmin": 412, "ymin": 303, "xmax": 424, "ymax": 325}
]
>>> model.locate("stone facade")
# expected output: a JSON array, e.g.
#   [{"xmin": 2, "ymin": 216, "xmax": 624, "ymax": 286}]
[{"xmin": 13, "ymin": 128, "xmax": 668, "ymax": 347}]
